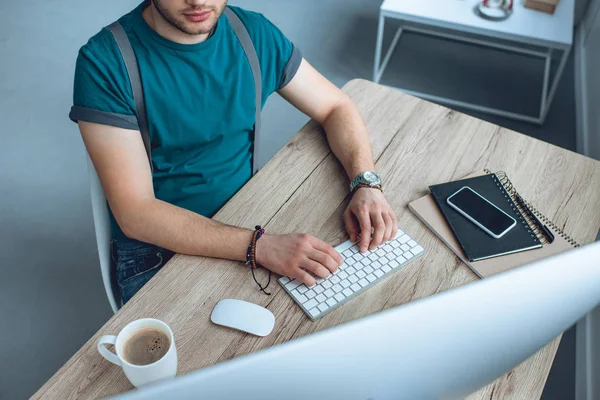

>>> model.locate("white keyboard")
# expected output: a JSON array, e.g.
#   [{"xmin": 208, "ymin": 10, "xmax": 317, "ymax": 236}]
[{"xmin": 279, "ymin": 229, "xmax": 424, "ymax": 320}]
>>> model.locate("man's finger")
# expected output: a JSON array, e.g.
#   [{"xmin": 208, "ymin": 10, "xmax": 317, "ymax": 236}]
[
  {"xmin": 390, "ymin": 211, "xmax": 399, "ymax": 239},
  {"xmin": 370, "ymin": 212, "xmax": 385, "ymax": 249},
  {"xmin": 303, "ymin": 258, "xmax": 332, "ymax": 279},
  {"xmin": 356, "ymin": 210, "xmax": 372, "ymax": 253},
  {"xmin": 311, "ymin": 237, "xmax": 343, "ymax": 266},
  {"xmin": 343, "ymin": 208, "xmax": 359, "ymax": 242},
  {"xmin": 293, "ymin": 268, "xmax": 316, "ymax": 286},
  {"xmin": 308, "ymin": 249, "xmax": 338, "ymax": 274},
  {"xmin": 383, "ymin": 212, "xmax": 393, "ymax": 242}
]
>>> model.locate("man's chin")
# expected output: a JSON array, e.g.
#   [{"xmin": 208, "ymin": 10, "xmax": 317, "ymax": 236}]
[{"xmin": 180, "ymin": 20, "xmax": 218, "ymax": 35}]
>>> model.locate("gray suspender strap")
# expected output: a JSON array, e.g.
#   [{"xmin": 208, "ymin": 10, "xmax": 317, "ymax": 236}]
[
  {"xmin": 223, "ymin": 7, "xmax": 263, "ymax": 175},
  {"xmin": 107, "ymin": 22, "xmax": 153, "ymax": 173},
  {"xmin": 107, "ymin": 9, "xmax": 263, "ymax": 175}
]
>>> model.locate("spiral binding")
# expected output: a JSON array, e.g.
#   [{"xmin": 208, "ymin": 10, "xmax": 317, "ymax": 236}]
[{"xmin": 484, "ymin": 169, "xmax": 580, "ymax": 248}]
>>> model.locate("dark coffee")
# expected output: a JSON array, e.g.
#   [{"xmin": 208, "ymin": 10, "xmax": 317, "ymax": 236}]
[{"xmin": 123, "ymin": 328, "xmax": 170, "ymax": 366}]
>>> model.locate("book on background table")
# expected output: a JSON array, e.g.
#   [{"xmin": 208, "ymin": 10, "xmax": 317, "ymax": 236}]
[{"xmin": 409, "ymin": 171, "xmax": 578, "ymax": 278}]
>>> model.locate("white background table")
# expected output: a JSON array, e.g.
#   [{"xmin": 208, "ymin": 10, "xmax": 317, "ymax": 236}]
[{"xmin": 374, "ymin": 0, "xmax": 575, "ymax": 124}]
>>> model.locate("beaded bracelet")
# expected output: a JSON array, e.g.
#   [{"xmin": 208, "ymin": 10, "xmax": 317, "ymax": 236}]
[{"xmin": 245, "ymin": 225, "xmax": 271, "ymax": 295}]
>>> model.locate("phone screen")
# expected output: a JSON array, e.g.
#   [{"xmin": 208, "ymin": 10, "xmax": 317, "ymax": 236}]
[{"xmin": 447, "ymin": 187, "xmax": 515, "ymax": 237}]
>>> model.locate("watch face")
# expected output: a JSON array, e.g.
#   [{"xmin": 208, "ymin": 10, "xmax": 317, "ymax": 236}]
[{"xmin": 363, "ymin": 171, "xmax": 381, "ymax": 185}]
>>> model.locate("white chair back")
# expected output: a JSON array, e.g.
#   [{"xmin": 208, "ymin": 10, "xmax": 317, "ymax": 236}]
[{"xmin": 87, "ymin": 154, "xmax": 120, "ymax": 313}]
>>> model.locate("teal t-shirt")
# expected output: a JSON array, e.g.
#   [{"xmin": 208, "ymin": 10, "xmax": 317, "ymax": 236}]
[{"xmin": 70, "ymin": 3, "xmax": 301, "ymax": 239}]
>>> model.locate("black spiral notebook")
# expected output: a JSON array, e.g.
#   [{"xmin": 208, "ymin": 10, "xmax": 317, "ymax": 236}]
[{"xmin": 429, "ymin": 174, "xmax": 542, "ymax": 262}]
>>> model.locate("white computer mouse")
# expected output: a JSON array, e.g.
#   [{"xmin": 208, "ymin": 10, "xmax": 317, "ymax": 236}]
[{"xmin": 210, "ymin": 299, "xmax": 275, "ymax": 337}]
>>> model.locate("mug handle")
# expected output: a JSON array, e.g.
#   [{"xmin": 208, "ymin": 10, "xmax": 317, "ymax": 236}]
[{"xmin": 97, "ymin": 335, "xmax": 121, "ymax": 366}]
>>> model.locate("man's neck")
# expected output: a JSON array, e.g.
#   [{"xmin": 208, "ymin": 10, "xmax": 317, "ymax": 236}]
[{"xmin": 142, "ymin": 5, "xmax": 211, "ymax": 45}]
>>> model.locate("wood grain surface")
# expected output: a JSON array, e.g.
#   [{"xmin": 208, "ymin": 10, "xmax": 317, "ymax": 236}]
[{"xmin": 33, "ymin": 80, "xmax": 600, "ymax": 400}]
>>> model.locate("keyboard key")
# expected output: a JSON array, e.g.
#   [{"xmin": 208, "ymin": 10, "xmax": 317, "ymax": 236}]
[
  {"xmin": 304, "ymin": 299, "xmax": 318, "ymax": 310},
  {"xmin": 306, "ymin": 290, "xmax": 316, "ymax": 299},
  {"xmin": 396, "ymin": 229, "xmax": 405, "ymax": 237},
  {"xmin": 280, "ymin": 277, "xmax": 291, "ymax": 285},
  {"xmin": 334, "ymin": 293, "xmax": 345, "ymax": 302},
  {"xmin": 411, "ymin": 245, "xmax": 424, "ymax": 255},
  {"xmin": 366, "ymin": 273, "xmax": 377, "ymax": 282},
  {"xmin": 349, "ymin": 275, "xmax": 359, "ymax": 283},
  {"xmin": 394, "ymin": 248, "xmax": 403, "ymax": 256},
  {"xmin": 285, "ymin": 280, "xmax": 302, "ymax": 290},
  {"xmin": 389, "ymin": 260, "xmax": 400, "ymax": 269},
  {"xmin": 313, "ymin": 285, "xmax": 323, "ymax": 294},
  {"xmin": 293, "ymin": 293, "xmax": 308, "ymax": 303},
  {"xmin": 349, "ymin": 246, "xmax": 358, "ymax": 254},
  {"xmin": 332, "ymin": 284, "xmax": 343, "ymax": 293},
  {"xmin": 382, "ymin": 265, "xmax": 392, "ymax": 273},
  {"xmin": 297, "ymin": 285, "xmax": 309, "ymax": 294},
  {"xmin": 346, "ymin": 266, "xmax": 357, "ymax": 274},
  {"xmin": 342, "ymin": 249, "xmax": 353, "ymax": 258},
  {"xmin": 309, "ymin": 308, "xmax": 320, "ymax": 317},
  {"xmin": 368, "ymin": 253, "xmax": 378, "ymax": 261},
  {"xmin": 360, "ymin": 259, "xmax": 370, "ymax": 267},
  {"xmin": 346, "ymin": 257, "xmax": 356, "ymax": 266},
  {"xmin": 383, "ymin": 244, "xmax": 393, "ymax": 252},
  {"xmin": 391, "ymin": 240, "xmax": 400, "ymax": 248},
  {"xmin": 315, "ymin": 278, "xmax": 325, "ymax": 285},
  {"xmin": 372, "ymin": 261, "xmax": 382, "ymax": 269},
  {"xmin": 356, "ymin": 270, "xmax": 366, "ymax": 279},
  {"xmin": 341, "ymin": 280, "xmax": 352, "ymax": 288},
  {"xmin": 331, "ymin": 276, "xmax": 341, "ymax": 284},
  {"xmin": 322, "ymin": 280, "xmax": 333, "ymax": 289},
  {"xmin": 318, "ymin": 303, "xmax": 329, "ymax": 312},
  {"xmin": 326, "ymin": 298, "xmax": 337, "ymax": 307},
  {"xmin": 404, "ymin": 251, "xmax": 414, "ymax": 260},
  {"xmin": 351, "ymin": 283, "xmax": 361, "ymax": 292},
  {"xmin": 374, "ymin": 269, "xmax": 384, "ymax": 278},
  {"xmin": 353, "ymin": 253, "xmax": 363, "ymax": 261},
  {"xmin": 376, "ymin": 249, "xmax": 386, "ymax": 257},
  {"xmin": 385, "ymin": 253, "xmax": 395, "ymax": 262},
  {"xmin": 401, "ymin": 244, "xmax": 410, "ymax": 252},
  {"xmin": 358, "ymin": 278, "xmax": 369, "ymax": 287},
  {"xmin": 324, "ymin": 289, "xmax": 335, "ymax": 297},
  {"xmin": 397, "ymin": 255, "xmax": 407, "ymax": 264},
  {"xmin": 364, "ymin": 266, "xmax": 374, "ymax": 274},
  {"xmin": 339, "ymin": 271, "xmax": 349, "ymax": 279},
  {"xmin": 408, "ymin": 240, "xmax": 417, "ymax": 247},
  {"xmin": 343, "ymin": 288, "xmax": 353, "ymax": 297},
  {"xmin": 399, "ymin": 235, "xmax": 410, "ymax": 244}
]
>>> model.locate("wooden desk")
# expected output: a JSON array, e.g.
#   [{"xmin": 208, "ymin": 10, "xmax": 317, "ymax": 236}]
[{"xmin": 35, "ymin": 80, "xmax": 600, "ymax": 399}]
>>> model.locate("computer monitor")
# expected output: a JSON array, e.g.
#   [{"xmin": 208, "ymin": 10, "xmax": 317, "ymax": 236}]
[{"xmin": 113, "ymin": 242, "xmax": 600, "ymax": 400}]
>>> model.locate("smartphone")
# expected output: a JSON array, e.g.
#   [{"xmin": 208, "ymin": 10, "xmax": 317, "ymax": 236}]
[{"xmin": 446, "ymin": 186, "xmax": 516, "ymax": 239}]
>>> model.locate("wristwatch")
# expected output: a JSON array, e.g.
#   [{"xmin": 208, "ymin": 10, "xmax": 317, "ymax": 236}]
[{"xmin": 350, "ymin": 171, "xmax": 382, "ymax": 193}]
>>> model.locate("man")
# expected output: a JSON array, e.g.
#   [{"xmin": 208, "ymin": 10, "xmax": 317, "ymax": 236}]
[{"xmin": 72, "ymin": 0, "xmax": 398, "ymax": 304}]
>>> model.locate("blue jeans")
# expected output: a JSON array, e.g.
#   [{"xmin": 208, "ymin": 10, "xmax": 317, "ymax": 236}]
[{"xmin": 111, "ymin": 239, "xmax": 175, "ymax": 305}]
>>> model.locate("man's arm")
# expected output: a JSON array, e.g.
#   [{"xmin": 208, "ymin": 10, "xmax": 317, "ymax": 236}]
[
  {"xmin": 278, "ymin": 59, "xmax": 398, "ymax": 252},
  {"xmin": 80, "ymin": 121, "xmax": 341, "ymax": 285}
]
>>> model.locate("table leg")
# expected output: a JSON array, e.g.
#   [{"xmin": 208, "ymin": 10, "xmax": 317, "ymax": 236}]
[
  {"xmin": 373, "ymin": 13, "xmax": 385, "ymax": 82},
  {"xmin": 373, "ymin": 15, "xmax": 404, "ymax": 83},
  {"xmin": 541, "ymin": 46, "xmax": 571, "ymax": 124},
  {"xmin": 539, "ymin": 48, "xmax": 552, "ymax": 122}
]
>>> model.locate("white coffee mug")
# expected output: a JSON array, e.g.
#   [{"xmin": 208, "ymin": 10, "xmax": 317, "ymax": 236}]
[{"xmin": 97, "ymin": 318, "xmax": 177, "ymax": 387}]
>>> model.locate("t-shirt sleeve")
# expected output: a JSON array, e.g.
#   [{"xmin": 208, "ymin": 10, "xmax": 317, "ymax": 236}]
[
  {"xmin": 69, "ymin": 37, "xmax": 139, "ymax": 131},
  {"xmin": 235, "ymin": 8, "xmax": 302, "ymax": 99},
  {"xmin": 261, "ymin": 17, "xmax": 302, "ymax": 90}
]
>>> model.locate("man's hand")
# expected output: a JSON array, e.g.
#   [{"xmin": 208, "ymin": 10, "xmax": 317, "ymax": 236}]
[
  {"xmin": 344, "ymin": 188, "xmax": 398, "ymax": 253},
  {"xmin": 256, "ymin": 233, "xmax": 343, "ymax": 286}
]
